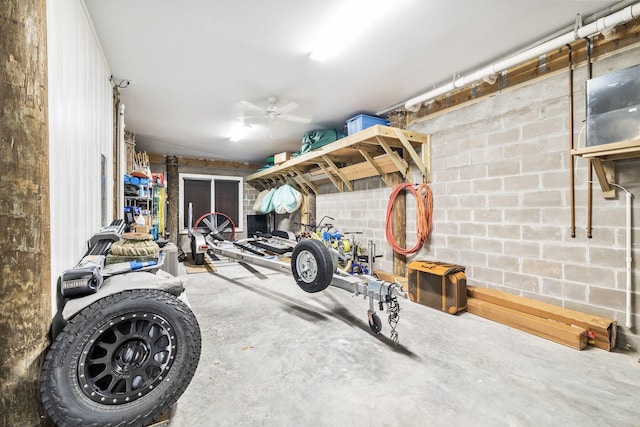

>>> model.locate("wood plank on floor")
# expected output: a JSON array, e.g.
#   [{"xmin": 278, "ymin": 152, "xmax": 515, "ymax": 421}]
[
  {"xmin": 467, "ymin": 286, "xmax": 615, "ymax": 350},
  {"xmin": 467, "ymin": 297, "xmax": 588, "ymax": 350}
]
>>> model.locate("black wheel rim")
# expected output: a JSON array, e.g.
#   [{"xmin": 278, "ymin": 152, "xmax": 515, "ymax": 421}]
[{"xmin": 78, "ymin": 311, "xmax": 177, "ymax": 405}]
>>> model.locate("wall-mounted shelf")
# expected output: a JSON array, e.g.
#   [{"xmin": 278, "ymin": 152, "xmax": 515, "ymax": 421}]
[
  {"xmin": 246, "ymin": 125, "xmax": 431, "ymax": 194},
  {"xmin": 571, "ymin": 138, "xmax": 640, "ymax": 197}
]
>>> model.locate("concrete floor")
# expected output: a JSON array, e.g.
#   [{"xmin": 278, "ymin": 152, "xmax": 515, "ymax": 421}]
[{"xmin": 167, "ymin": 259, "xmax": 640, "ymax": 427}]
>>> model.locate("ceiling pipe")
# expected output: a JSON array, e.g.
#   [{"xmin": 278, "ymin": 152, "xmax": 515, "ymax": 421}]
[{"xmin": 402, "ymin": 2, "xmax": 640, "ymax": 112}]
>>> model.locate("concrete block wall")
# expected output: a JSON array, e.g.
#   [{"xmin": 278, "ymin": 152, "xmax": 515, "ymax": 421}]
[
  {"xmin": 316, "ymin": 178, "xmax": 395, "ymax": 273},
  {"xmin": 318, "ymin": 45, "xmax": 640, "ymax": 349}
]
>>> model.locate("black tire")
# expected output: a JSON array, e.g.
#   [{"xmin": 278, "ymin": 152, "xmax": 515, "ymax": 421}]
[
  {"xmin": 41, "ymin": 289, "xmax": 202, "ymax": 427},
  {"xmin": 194, "ymin": 251, "xmax": 205, "ymax": 266},
  {"xmin": 190, "ymin": 236, "xmax": 197, "ymax": 261},
  {"xmin": 368, "ymin": 311, "xmax": 382, "ymax": 334},
  {"xmin": 190, "ymin": 235, "xmax": 205, "ymax": 265},
  {"xmin": 291, "ymin": 239, "xmax": 333, "ymax": 293}
]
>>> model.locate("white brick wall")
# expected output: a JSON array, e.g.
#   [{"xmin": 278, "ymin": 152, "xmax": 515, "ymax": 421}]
[{"xmin": 317, "ymin": 45, "xmax": 640, "ymax": 349}]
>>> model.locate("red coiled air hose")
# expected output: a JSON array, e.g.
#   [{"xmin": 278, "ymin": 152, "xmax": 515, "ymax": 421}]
[{"xmin": 385, "ymin": 183, "xmax": 433, "ymax": 255}]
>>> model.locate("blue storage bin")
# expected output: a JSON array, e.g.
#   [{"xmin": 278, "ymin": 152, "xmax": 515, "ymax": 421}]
[
  {"xmin": 124, "ymin": 174, "xmax": 131, "ymax": 184},
  {"xmin": 346, "ymin": 114, "xmax": 389, "ymax": 135},
  {"xmin": 124, "ymin": 206, "xmax": 142, "ymax": 216}
]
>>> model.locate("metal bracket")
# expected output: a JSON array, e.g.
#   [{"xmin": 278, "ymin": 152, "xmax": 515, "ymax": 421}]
[
  {"xmin": 574, "ymin": 13, "xmax": 583, "ymax": 31},
  {"xmin": 539, "ymin": 54, "xmax": 547, "ymax": 73}
]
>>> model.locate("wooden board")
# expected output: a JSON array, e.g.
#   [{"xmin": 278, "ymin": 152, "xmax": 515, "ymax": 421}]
[
  {"xmin": 467, "ymin": 298, "xmax": 588, "ymax": 351},
  {"xmin": 571, "ymin": 138, "xmax": 640, "ymax": 160},
  {"xmin": 183, "ymin": 256, "xmax": 217, "ymax": 274},
  {"xmin": 467, "ymin": 286, "xmax": 615, "ymax": 350},
  {"xmin": 308, "ymin": 153, "xmax": 399, "ymax": 183}
]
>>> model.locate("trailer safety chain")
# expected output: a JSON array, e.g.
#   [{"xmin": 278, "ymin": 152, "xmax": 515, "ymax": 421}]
[{"xmin": 386, "ymin": 290, "xmax": 401, "ymax": 344}]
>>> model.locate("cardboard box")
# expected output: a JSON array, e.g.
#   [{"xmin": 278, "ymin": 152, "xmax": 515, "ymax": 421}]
[
  {"xmin": 134, "ymin": 225, "xmax": 150, "ymax": 234},
  {"xmin": 274, "ymin": 152, "xmax": 291, "ymax": 164}
]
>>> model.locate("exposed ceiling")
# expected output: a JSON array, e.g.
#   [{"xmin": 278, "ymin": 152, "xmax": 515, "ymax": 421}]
[{"xmin": 84, "ymin": 0, "xmax": 622, "ymax": 164}]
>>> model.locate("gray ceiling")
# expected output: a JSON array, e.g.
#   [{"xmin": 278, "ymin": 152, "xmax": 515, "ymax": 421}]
[{"xmin": 84, "ymin": 0, "xmax": 622, "ymax": 164}]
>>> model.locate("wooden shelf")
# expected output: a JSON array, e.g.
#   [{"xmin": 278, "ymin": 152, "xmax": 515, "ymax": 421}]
[
  {"xmin": 246, "ymin": 125, "xmax": 431, "ymax": 194},
  {"xmin": 572, "ymin": 138, "xmax": 640, "ymax": 196}
]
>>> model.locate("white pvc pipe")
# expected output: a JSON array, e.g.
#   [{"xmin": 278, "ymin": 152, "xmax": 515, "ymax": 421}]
[
  {"xmin": 609, "ymin": 184, "xmax": 634, "ymax": 329},
  {"xmin": 116, "ymin": 102, "xmax": 126, "ymax": 216},
  {"xmin": 624, "ymin": 190, "xmax": 633, "ymax": 329},
  {"xmin": 404, "ymin": 2, "xmax": 640, "ymax": 111}
]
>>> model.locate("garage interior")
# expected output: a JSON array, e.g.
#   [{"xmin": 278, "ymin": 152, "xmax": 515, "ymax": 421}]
[{"xmin": 1, "ymin": 1, "xmax": 640, "ymax": 426}]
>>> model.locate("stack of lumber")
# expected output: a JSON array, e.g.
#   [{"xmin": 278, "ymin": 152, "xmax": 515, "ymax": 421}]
[{"xmin": 467, "ymin": 286, "xmax": 616, "ymax": 351}]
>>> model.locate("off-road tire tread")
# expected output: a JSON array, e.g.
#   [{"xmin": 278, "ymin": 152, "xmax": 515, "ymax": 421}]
[{"xmin": 41, "ymin": 290, "xmax": 201, "ymax": 427}]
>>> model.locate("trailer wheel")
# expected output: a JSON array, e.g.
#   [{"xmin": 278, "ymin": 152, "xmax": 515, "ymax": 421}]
[
  {"xmin": 291, "ymin": 239, "xmax": 333, "ymax": 293},
  {"xmin": 193, "ymin": 251, "xmax": 205, "ymax": 265},
  {"xmin": 41, "ymin": 290, "xmax": 201, "ymax": 427},
  {"xmin": 191, "ymin": 235, "xmax": 205, "ymax": 265},
  {"xmin": 368, "ymin": 310, "xmax": 382, "ymax": 334}
]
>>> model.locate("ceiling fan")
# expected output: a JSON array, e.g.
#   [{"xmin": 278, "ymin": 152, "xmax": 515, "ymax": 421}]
[{"xmin": 239, "ymin": 96, "xmax": 312, "ymax": 124}]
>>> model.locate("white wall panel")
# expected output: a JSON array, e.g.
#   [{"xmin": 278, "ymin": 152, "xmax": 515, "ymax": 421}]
[{"xmin": 47, "ymin": 0, "xmax": 113, "ymax": 311}]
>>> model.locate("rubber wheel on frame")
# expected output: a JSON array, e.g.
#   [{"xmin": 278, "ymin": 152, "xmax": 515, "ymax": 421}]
[
  {"xmin": 194, "ymin": 252, "xmax": 205, "ymax": 265},
  {"xmin": 291, "ymin": 239, "xmax": 333, "ymax": 293},
  {"xmin": 368, "ymin": 310, "xmax": 382, "ymax": 334},
  {"xmin": 190, "ymin": 235, "xmax": 204, "ymax": 265},
  {"xmin": 40, "ymin": 289, "xmax": 202, "ymax": 427}
]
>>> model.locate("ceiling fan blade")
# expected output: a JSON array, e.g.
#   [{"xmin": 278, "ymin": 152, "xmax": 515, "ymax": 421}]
[
  {"xmin": 280, "ymin": 113, "xmax": 312, "ymax": 124},
  {"xmin": 276, "ymin": 101, "xmax": 299, "ymax": 115},
  {"xmin": 239, "ymin": 100, "xmax": 266, "ymax": 114}
]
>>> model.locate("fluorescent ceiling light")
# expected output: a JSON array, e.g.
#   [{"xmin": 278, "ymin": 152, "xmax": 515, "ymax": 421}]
[
  {"xmin": 310, "ymin": 0, "xmax": 397, "ymax": 62},
  {"xmin": 230, "ymin": 121, "xmax": 252, "ymax": 142}
]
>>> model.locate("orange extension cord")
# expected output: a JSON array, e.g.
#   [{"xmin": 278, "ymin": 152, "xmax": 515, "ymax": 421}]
[{"xmin": 385, "ymin": 183, "xmax": 433, "ymax": 255}]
